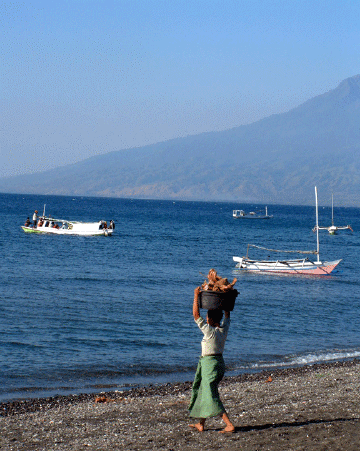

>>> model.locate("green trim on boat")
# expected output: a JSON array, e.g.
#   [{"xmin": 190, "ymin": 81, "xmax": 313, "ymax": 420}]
[{"xmin": 21, "ymin": 227, "xmax": 43, "ymax": 233}]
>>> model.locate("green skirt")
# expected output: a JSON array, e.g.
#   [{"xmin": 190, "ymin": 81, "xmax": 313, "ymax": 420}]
[{"xmin": 188, "ymin": 355, "xmax": 226, "ymax": 418}]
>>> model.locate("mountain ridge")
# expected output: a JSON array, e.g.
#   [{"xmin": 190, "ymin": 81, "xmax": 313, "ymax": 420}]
[{"xmin": 1, "ymin": 75, "xmax": 360, "ymax": 206}]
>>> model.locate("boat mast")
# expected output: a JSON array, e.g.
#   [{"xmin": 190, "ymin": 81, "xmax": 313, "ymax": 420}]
[
  {"xmin": 331, "ymin": 193, "xmax": 334, "ymax": 226},
  {"xmin": 315, "ymin": 186, "xmax": 320, "ymax": 263}
]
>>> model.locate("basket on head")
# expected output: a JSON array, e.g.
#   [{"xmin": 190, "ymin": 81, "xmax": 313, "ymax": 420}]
[{"xmin": 199, "ymin": 289, "xmax": 239, "ymax": 311}]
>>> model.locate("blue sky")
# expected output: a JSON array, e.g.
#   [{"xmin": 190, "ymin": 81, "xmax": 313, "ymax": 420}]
[{"xmin": 1, "ymin": 0, "xmax": 360, "ymax": 177}]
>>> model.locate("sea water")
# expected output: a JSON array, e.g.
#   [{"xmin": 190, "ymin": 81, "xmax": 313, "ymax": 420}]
[{"xmin": 0, "ymin": 193, "xmax": 359, "ymax": 402}]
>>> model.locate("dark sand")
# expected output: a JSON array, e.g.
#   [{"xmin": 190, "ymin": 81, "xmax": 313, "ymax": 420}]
[{"xmin": 1, "ymin": 360, "xmax": 359, "ymax": 450}]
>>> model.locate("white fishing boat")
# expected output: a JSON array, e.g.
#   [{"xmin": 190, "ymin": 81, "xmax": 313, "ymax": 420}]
[
  {"xmin": 233, "ymin": 187, "xmax": 341, "ymax": 275},
  {"xmin": 313, "ymin": 193, "xmax": 353, "ymax": 235},
  {"xmin": 21, "ymin": 205, "xmax": 114, "ymax": 236},
  {"xmin": 233, "ymin": 206, "xmax": 273, "ymax": 219}
]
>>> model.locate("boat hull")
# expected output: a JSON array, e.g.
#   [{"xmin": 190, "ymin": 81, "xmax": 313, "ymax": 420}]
[
  {"xmin": 233, "ymin": 215, "xmax": 272, "ymax": 219},
  {"xmin": 233, "ymin": 257, "xmax": 341, "ymax": 275},
  {"xmin": 21, "ymin": 226, "xmax": 113, "ymax": 236}
]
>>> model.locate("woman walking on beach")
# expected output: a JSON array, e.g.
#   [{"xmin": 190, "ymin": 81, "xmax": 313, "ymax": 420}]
[{"xmin": 188, "ymin": 286, "xmax": 235, "ymax": 433}]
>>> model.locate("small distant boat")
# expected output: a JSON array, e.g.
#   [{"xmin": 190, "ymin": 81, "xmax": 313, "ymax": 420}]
[
  {"xmin": 233, "ymin": 187, "xmax": 341, "ymax": 275},
  {"xmin": 233, "ymin": 206, "xmax": 273, "ymax": 219},
  {"xmin": 313, "ymin": 193, "xmax": 353, "ymax": 235},
  {"xmin": 21, "ymin": 205, "xmax": 114, "ymax": 236}
]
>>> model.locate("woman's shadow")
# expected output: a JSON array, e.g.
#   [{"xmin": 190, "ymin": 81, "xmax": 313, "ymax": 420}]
[{"xmin": 214, "ymin": 416, "xmax": 359, "ymax": 433}]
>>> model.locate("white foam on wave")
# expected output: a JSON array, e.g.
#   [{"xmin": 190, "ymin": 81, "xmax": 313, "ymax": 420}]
[{"xmin": 247, "ymin": 349, "xmax": 360, "ymax": 370}]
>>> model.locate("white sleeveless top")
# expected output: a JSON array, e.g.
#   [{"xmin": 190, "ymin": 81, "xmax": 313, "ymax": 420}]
[{"xmin": 195, "ymin": 316, "xmax": 230, "ymax": 356}]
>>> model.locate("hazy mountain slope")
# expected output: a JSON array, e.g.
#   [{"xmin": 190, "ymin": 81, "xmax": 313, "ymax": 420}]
[{"xmin": 1, "ymin": 75, "xmax": 359, "ymax": 206}]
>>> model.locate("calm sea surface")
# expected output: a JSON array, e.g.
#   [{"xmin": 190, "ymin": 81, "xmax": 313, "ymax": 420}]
[{"xmin": 1, "ymin": 193, "xmax": 359, "ymax": 402}]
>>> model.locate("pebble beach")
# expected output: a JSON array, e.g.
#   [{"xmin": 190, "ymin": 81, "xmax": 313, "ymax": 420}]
[{"xmin": 1, "ymin": 360, "xmax": 359, "ymax": 451}]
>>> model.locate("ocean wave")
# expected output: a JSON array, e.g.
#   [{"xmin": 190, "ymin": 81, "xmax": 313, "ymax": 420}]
[{"xmin": 241, "ymin": 349, "xmax": 360, "ymax": 371}]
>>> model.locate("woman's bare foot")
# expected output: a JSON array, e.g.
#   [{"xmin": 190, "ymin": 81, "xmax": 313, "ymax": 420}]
[
  {"xmin": 189, "ymin": 423, "xmax": 205, "ymax": 432},
  {"xmin": 219, "ymin": 424, "xmax": 235, "ymax": 433},
  {"xmin": 219, "ymin": 412, "xmax": 235, "ymax": 433}
]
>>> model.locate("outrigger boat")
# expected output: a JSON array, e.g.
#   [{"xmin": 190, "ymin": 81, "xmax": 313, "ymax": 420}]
[
  {"xmin": 312, "ymin": 193, "xmax": 353, "ymax": 235},
  {"xmin": 233, "ymin": 206, "xmax": 272, "ymax": 219},
  {"xmin": 233, "ymin": 187, "xmax": 341, "ymax": 275},
  {"xmin": 21, "ymin": 205, "xmax": 114, "ymax": 236}
]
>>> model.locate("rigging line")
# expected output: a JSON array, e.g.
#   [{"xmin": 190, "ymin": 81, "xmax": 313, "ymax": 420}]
[{"xmin": 247, "ymin": 244, "xmax": 318, "ymax": 255}]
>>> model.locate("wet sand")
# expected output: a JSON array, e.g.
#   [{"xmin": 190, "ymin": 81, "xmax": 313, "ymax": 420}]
[{"xmin": 1, "ymin": 360, "xmax": 359, "ymax": 450}]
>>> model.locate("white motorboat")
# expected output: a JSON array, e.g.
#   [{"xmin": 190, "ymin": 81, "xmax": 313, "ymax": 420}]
[
  {"xmin": 233, "ymin": 206, "xmax": 273, "ymax": 219},
  {"xmin": 21, "ymin": 205, "xmax": 114, "ymax": 236},
  {"xmin": 233, "ymin": 187, "xmax": 341, "ymax": 275}
]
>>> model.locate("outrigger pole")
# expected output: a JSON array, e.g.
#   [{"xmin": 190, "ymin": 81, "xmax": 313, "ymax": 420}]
[{"xmin": 315, "ymin": 186, "xmax": 320, "ymax": 263}]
